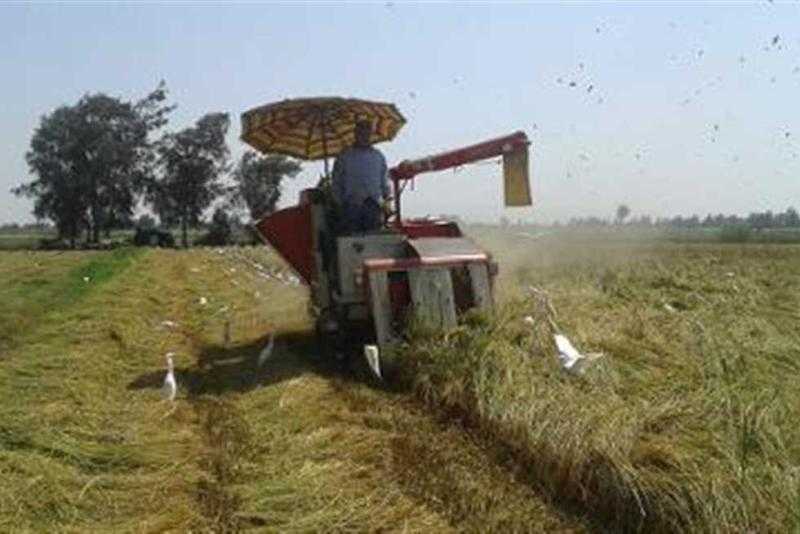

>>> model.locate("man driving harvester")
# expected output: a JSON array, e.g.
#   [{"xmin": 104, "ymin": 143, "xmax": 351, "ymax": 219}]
[
  {"xmin": 331, "ymin": 119, "xmax": 390, "ymax": 234},
  {"xmin": 243, "ymin": 96, "xmax": 532, "ymax": 371}
]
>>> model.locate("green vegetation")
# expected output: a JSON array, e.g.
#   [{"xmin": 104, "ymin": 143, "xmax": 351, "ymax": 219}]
[
  {"xmin": 0, "ymin": 249, "xmax": 139, "ymax": 355},
  {"xmin": 9, "ymin": 85, "xmax": 301, "ymax": 249},
  {"xmin": 151, "ymin": 112, "xmax": 231, "ymax": 247},
  {"xmin": 719, "ymin": 224, "xmax": 753, "ymax": 243},
  {"xmin": 401, "ymin": 239, "xmax": 800, "ymax": 532},
  {"xmin": 0, "ymin": 233, "xmax": 50, "ymax": 250},
  {"xmin": 0, "ymin": 249, "xmax": 197, "ymax": 531},
  {"xmin": 13, "ymin": 84, "xmax": 173, "ymax": 245},
  {"xmin": 0, "ymin": 227, "xmax": 244, "ymax": 251}
]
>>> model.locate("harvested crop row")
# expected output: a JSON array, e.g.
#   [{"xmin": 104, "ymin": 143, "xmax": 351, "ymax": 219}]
[
  {"xmin": 399, "ymin": 244, "xmax": 800, "ymax": 533},
  {"xmin": 0, "ymin": 249, "xmax": 137, "ymax": 355},
  {"xmin": 0, "ymin": 248, "xmax": 210, "ymax": 531}
]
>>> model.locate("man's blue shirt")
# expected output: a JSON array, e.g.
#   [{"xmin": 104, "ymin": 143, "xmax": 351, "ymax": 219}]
[{"xmin": 331, "ymin": 146, "xmax": 389, "ymax": 206}]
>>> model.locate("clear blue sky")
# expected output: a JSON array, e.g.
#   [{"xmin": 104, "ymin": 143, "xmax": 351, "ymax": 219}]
[{"xmin": 1, "ymin": 2, "xmax": 798, "ymax": 224}]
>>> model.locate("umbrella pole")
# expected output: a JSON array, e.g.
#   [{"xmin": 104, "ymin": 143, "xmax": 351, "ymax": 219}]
[{"xmin": 323, "ymin": 157, "xmax": 329, "ymax": 176}]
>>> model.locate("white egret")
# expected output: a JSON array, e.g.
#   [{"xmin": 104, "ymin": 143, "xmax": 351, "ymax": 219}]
[
  {"xmin": 257, "ymin": 333, "xmax": 275, "ymax": 367},
  {"xmin": 364, "ymin": 345, "xmax": 382, "ymax": 380},
  {"xmin": 553, "ymin": 334, "xmax": 602, "ymax": 374},
  {"xmin": 162, "ymin": 353, "xmax": 177, "ymax": 402}
]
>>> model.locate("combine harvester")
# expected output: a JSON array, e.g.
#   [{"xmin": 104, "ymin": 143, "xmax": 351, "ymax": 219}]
[{"xmin": 241, "ymin": 97, "xmax": 532, "ymax": 373}]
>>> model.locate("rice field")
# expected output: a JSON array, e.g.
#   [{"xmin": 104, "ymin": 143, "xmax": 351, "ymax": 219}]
[
  {"xmin": 1, "ymin": 234, "xmax": 798, "ymax": 532},
  {"xmin": 403, "ymin": 229, "xmax": 800, "ymax": 532},
  {"xmin": 0, "ymin": 246, "xmax": 582, "ymax": 532}
]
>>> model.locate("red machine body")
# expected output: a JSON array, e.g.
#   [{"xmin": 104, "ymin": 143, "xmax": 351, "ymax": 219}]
[
  {"xmin": 256, "ymin": 130, "xmax": 528, "ymax": 284},
  {"xmin": 254, "ymin": 203, "xmax": 315, "ymax": 284},
  {"xmin": 254, "ymin": 201, "xmax": 470, "ymax": 287},
  {"xmin": 255, "ymin": 131, "xmax": 529, "ymax": 354}
]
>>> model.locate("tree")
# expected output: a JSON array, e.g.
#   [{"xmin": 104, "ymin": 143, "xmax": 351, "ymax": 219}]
[
  {"xmin": 228, "ymin": 151, "xmax": 301, "ymax": 221},
  {"xmin": 615, "ymin": 204, "xmax": 631, "ymax": 224},
  {"xmin": 13, "ymin": 83, "xmax": 173, "ymax": 245},
  {"xmin": 785, "ymin": 207, "xmax": 800, "ymax": 227},
  {"xmin": 196, "ymin": 207, "xmax": 234, "ymax": 246},
  {"xmin": 136, "ymin": 214, "xmax": 157, "ymax": 229},
  {"xmin": 150, "ymin": 112, "xmax": 230, "ymax": 247}
]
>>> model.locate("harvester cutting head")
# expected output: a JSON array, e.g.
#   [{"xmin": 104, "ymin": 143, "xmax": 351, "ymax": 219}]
[{"xmin": 251, "ymin": 125, "xmax": 531, "ymax": 364}]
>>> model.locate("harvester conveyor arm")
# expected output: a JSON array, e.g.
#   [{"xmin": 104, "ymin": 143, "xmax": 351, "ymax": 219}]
[
  {"xmin": 389, "ymin": 131, "xmax": 529, "ymax": 181},
  {"xmin": 387, "ymin": 130, "xmax": 530, "ymax": 222}
]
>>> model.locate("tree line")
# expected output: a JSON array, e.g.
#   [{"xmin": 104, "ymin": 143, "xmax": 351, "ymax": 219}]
[
  {"xmin": 12, "ymin": 82, "xmax": 301, "ymax": 248},
  {"xmin": 564, "ymin": 205, "xmax": 800, "ymax": 230}
]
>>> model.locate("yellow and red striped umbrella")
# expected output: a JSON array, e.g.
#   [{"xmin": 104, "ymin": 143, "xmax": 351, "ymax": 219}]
[{"xmin": 240, "ymin": 97, "xmax": 406, "ymax": 164}]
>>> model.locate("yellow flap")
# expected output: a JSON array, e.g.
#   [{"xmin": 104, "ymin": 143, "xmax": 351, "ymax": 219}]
[{"xmin": 502, "ymin": 146, "xmax": 532, "ymax": 207}]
